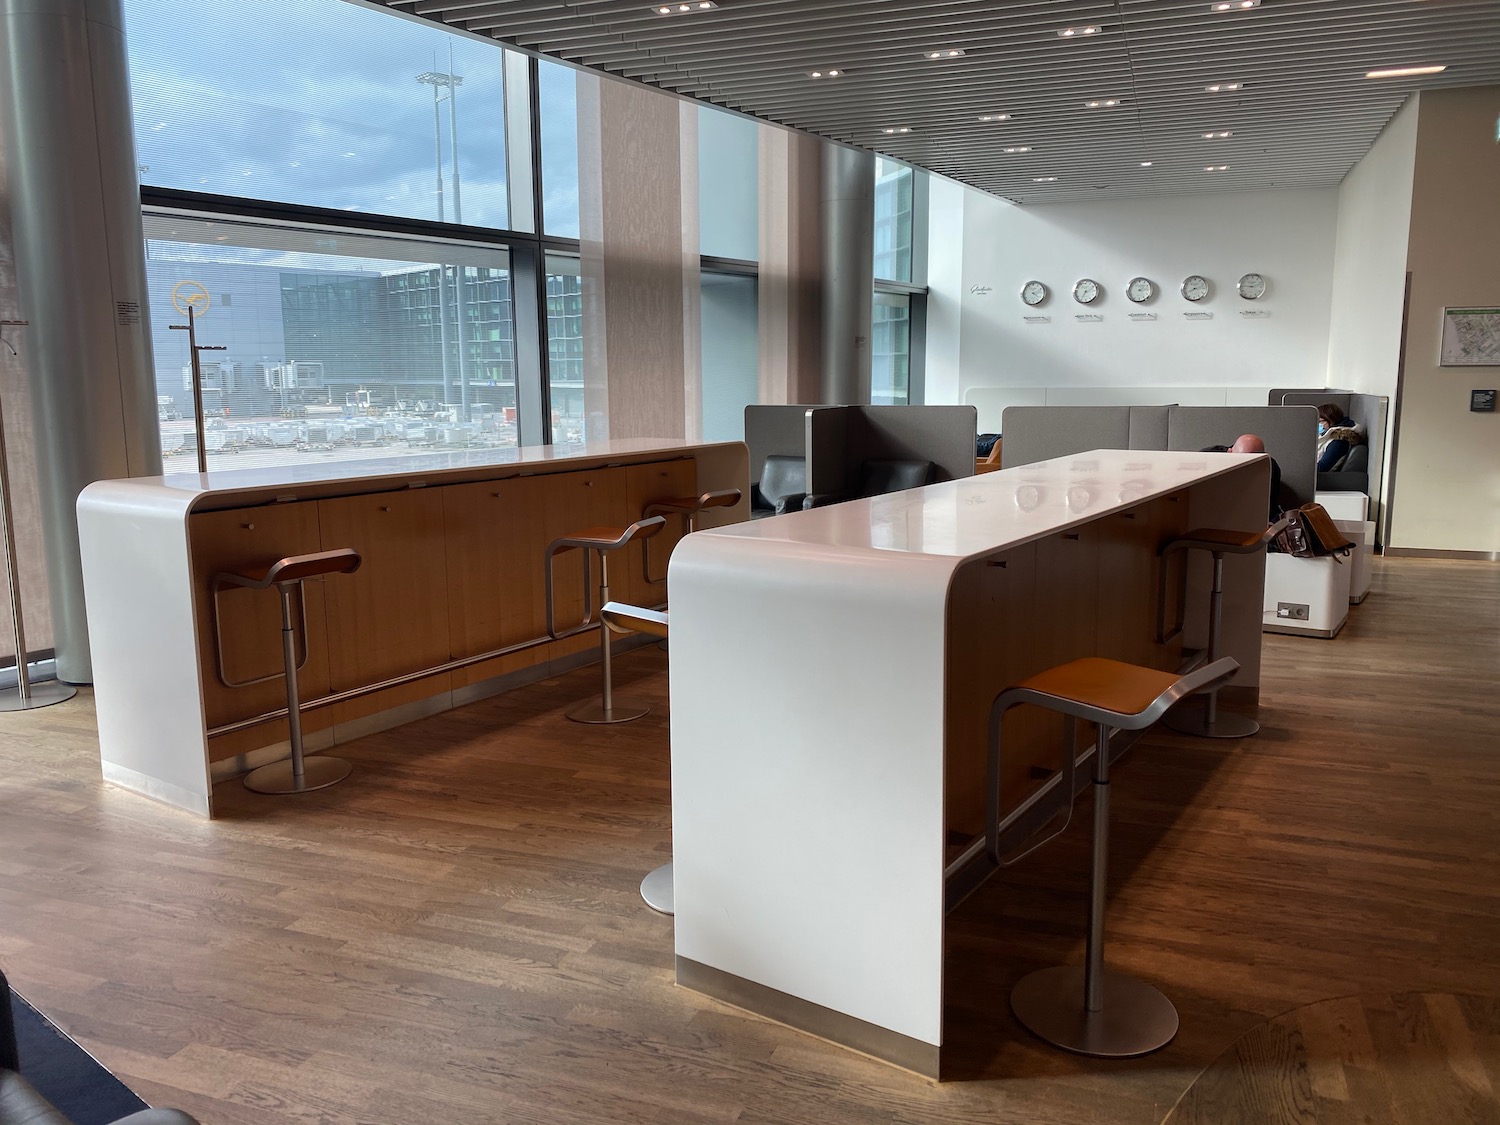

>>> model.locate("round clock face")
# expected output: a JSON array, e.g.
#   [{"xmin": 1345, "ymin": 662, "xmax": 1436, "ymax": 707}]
[
  {"xmin": 1126, "ymin": 276, "xmax": 1156, "ymax": 303},
  {"xmin": 1021, "ymin": 280, "xmax": 1048, "ymax": 306},
  {"xmin": 1238, "ymin": 272, "xmax": 1267, "ymax": 300},
  {"xmin": 1073, "ymin": 278, "xmax": 1101, "ymax": 305},
  {"xmin": 1181, "ymin": 274, "xmax": 1210, "ymax": 302}
]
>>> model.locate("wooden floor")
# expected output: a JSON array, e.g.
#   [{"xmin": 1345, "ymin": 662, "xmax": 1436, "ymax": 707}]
[
  {"xmin": 1163, "ymin": 992, "xmax": 1500, "ymax": 1124},
  {"xmin": 0, "ymin": 556, "xmax": 1497, "ymax": 1125}
]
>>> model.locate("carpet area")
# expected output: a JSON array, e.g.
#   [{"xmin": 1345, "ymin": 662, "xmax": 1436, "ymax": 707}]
[{"xmin": 9, "ymin": 990, "xmax": 148, "ymax": 1125}]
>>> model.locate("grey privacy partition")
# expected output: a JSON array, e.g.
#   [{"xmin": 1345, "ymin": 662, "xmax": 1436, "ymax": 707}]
[
  {"xmin": 1164, "ymin": 406, "xmax": 1319, "ymax": 509},
  {"xmin": 745, "ymin": 404, "xmax": 816, "ymax": 486},
  {"xmin": 1275, "ymin": 391, "xmax": 1388, "ymax": 528},
  {"xmin": 999, "ymin": 406, "xmax": 1132, "ymax": 468},
  {"xmin": 849, "ymin": 405, "xmax": 977, "ymax": 483}
]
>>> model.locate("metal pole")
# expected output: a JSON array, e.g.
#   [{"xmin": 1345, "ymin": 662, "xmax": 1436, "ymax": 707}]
[
  {"xmin": 1084, "ymin": 722, "xmax": 1111, "ymax": 1013},
  {"xmin": 1206, "ymin": 554, "xmax": 1225, "ymax": 726},
  {"xmin": 428, "ymin": 79, "xmax": 453, "ymax": 413},
  {"xmin": 597, "ymin": 552, "xmax": 613, "ymax": 715},
  {"xmin": 0, "ymin": 320, "xmax": 74, "ymax": 710},
  {"xmin": 280, "ymin": 585, "xmax": 305, "ymax": 784},
  {"xmin": 169, "ymin": 304, "xmax": 223, "ymax": 475},
  {"xmin": 0, "ymin": 387, "xmax": 30, "ymax": 702},
  {"xmin": 447, "ymin": 46, "xmax": 469, "ymax": 422}
]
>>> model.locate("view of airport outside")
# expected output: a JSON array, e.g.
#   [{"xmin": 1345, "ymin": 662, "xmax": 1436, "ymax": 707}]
[{"xmin": 124, "ymin": 0, "xmax": 915, "ymax": 473}]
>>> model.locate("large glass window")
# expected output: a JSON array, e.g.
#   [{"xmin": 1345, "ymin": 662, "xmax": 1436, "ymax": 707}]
[
  {"xmin": 698, "ymin": 107, "xmax": 759, "ymax": 261},
  {"xmin": 539, "ymin": 61, "xmax": 581, "ymax": 239},
  {"xmin": 126, "ymin": 0, "xmax": 512, "ymax": 228},
  {"xmin": 545, "ymin": 254, "xmax": 585, "ymax": 444},
  {"xmin": 700, "ymin": 273, "xmax": 759, "ymax": 441},
  {"xmin": 874, "ymin": 157, "xmax": 914, "ymax": 283},
  {"xmin": 143, "ymin": 214, "xmax": 515, "ymax": 472},
  {"xmin": 871, "ymin": 294, "xmax": 911, "ymax": 406}
]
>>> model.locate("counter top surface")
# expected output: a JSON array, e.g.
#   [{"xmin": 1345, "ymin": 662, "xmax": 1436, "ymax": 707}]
[
  {"xmin": 705, "ymin": 448, "xmax": 1263, "ymax": 560},
  {"xmin": 133, "ymin": 436, "xmax": 722, "ymax": 497}
]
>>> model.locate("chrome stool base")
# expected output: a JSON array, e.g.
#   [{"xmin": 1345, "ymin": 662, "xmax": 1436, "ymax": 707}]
[
  {"xmin": 566, "ymin": 697, "xmax": 649, "ymax": 724},
  {"xmin": 640, "ymin": 861, "xmax": 674, "ymax": 915},
  {"xmin": 1011, "ymin": 965, "xmax": 1178, "ymax": 1058},
  {"xmin": 0, "ymin": 680, "xmax": 76, "ymax": 711},
  {"xmin": 1165, "ymin": 700, "xmax": 1260, "ymax": 739},
  {"xmin": 243, "ymin": 754, "xmax": 352, "ymax": 795}
]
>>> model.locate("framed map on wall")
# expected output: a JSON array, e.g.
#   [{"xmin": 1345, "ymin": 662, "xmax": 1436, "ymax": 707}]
[{"xmin": 1440, "ymin": 307, "xmax": 1500, "ymax": 366}]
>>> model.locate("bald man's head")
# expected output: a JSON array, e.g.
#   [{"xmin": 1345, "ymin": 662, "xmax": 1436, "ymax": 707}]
[{"xmin": 1230, "ymin": 434, "xmax": 1266, "ymax": 454}]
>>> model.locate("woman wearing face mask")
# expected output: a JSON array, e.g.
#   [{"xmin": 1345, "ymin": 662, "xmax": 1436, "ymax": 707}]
[{"xmin": 1316, "ymin": 403, "xmax": 1363, "ymax": 472}]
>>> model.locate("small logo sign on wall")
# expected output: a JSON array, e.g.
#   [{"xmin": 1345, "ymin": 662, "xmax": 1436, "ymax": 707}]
[
  {"xmin": 1023, "ymin": 315, "xmax": 1051, "ymax": 324},
  {"xmin": 1471, "ymin": 389, "xmax": 1496, "ymax": 413},
  {"xmin": 969, "ymin": 284, "xmax": 994, "ymax": 296},
  {"xmin": 1183, "ymin": 311, "xmax": 1214, "ymax": 321}
]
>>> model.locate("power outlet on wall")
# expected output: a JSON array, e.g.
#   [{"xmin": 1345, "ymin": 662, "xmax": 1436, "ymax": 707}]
[{"xmin": 1277, "ymin": 602, "xmax": 1311, "ymax": 621}]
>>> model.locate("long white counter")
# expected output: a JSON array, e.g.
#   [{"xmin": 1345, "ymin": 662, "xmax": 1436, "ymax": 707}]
[
  {"xmin": 667, "ymin": 448, "xmax": 1270, "ymax": 1076},
  {"xmin": 77, "ymin": 437, "xmax": 748, "ymax": 816}
]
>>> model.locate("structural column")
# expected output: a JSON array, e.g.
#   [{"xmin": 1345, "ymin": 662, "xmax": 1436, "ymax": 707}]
[
  {"xmin": 820, "ymin": 145, "xmax": 874, "ymax": 405},
  {"xmin": 0, "ymin": 0, "xmax": 160, "ymax": 683}
]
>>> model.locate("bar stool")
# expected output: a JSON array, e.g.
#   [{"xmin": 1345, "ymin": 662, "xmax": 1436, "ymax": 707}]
[
  {"xmin": 1160, "ymin": 516, "xmax": 1288, "ymax": 738},
  {"xmin": 599, "ymin": 601, "xmax": 675, "ymax": 914},
  {"xmin": 995, "ymin": 655, "xmax": 1240, "ymax": 1058},
  {"xmin": 211, "ymin": 548, "xmax": 362, "ymax": 795},
  {"xmin": 641, "ymin": 488, "xmax": 742, "ymax": 585},
  {"xmin": 545, "ymin": 517, "xmax": 666, "ymax": 724}
]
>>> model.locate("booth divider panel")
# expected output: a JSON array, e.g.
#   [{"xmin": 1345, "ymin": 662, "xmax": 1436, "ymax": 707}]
[
  {"xmin": 188, "ymin": 501, "xmax": 333, "ymax": 739},
  {"xmin": 443, "ymin": 476, "xmax": 551, "ymax": 686}
]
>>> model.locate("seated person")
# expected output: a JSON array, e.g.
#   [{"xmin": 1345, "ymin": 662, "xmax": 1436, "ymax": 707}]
[
  {"xmin": 1316, "ymin": 403, "xmax": 1364, "ymax": 472},
  {"xmin": 1201, "ymin": 433, "xmax": 1284, "ymax": 521}
]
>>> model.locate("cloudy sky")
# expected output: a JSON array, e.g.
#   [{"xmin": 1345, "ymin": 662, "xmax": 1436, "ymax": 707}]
[{"xmin": 126, "ymin": 0, "xmax": 580, "ymax": 238}]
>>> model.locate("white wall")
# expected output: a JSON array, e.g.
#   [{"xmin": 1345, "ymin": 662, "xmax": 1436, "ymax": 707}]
[
  {"xmin": 1388, "ymin": 86, "xmax": 1500, "ymax": 554},
  {"xmin": 927, "ymin": 186, "xmax": 1340, "ymax": 417},
  {"xmin": 1326, "ymin": 96, "xmax": 1418, "ymax": 400}
]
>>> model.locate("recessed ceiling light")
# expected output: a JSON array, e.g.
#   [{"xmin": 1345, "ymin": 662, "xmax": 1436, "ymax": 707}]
[
  {"xmin": 1366, "ymin": 65, "xmax": 1447, "ymax": 79},
  {"xmin": 1211, "ymin": 0, "xmax": 1259, "ymax": 10},
  {"xmin": 881, "ymin": 126, "xmax": 913, "ymax": 135},
  {"xmin": 1201, "ymin": 131, "xmax": 1234, "ymax": 139},
  {"xmin": 652, "ymin": 0, "xmax": 715, "ymax": 12},
  {"xmin": 1140, "ymin": 161, "xmax": 1154, "ymax": 167},
  {"xmin": 978, "ymin": 113, "xmax": 1013, "ymax": 122},
  {"xmin": 1002, "ymin": 146, "xmax": 1033, "ymax": 154},
  {"xmin": 808, "ymin": 69, "xmax": 845, "ymax": 78},
  {"xmin": 1033, "ymin": 176, "xmax": 1059, "ymax": 182},
  {"xmin": 1204, "ymin": 164, "xmax": 1230, "ymax": 171},
  {"xmin": 1205, "ymin": 82, "xmax": 1244, "ymax": 92},
  {"xmin": 1084, "ymin": 98, "xmax": 1123, "ymax": 108},
  {"xmin": 1058, "ymin": 25, "xmax": 1102, "ymax": 37},
  {"xmin": 924, "ymin": 49, "xmax": 967, "ymax": 59}
]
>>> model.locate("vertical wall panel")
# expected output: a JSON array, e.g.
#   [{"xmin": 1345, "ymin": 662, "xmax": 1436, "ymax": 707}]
[{"xmin": 758, "ymin": 128, "xmax": 823, "ymax": 406}]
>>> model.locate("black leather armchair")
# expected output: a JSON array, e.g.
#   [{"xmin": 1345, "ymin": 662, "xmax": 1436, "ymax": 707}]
[
  {"xmin": 1, "ymin": 970, "xmax": 199, "ymax": 1125},
  {"xmin": 804, "ymin": 458, "xmax": 937, "ymax": 509},
  {"xmin": 749, "ymin": 454, "xmax": 808, "ymax": 518}
]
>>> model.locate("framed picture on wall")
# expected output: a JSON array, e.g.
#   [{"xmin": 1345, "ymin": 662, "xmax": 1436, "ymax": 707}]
[{"xmin": 1439, "ymin": 307, "xmax": 1500, "ymax": 366}]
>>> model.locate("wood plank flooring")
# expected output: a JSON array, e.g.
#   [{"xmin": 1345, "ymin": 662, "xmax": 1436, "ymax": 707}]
[{"xmin": 0, "ymin": 556, "xmax": 1497, "ymax": 1124}]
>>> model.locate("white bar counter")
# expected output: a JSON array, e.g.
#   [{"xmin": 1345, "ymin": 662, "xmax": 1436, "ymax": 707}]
[
  {"xmin": 667, "ymin": 448, "xmax": 1270, "ymax": 1076},
  {"xmin": 78, "ymin": 437, "xmax": 748, "ymax": 816}
]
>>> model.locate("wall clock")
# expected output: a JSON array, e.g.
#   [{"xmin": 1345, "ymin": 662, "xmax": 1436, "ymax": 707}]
[
  {"xmin": 1126, "ymin": 276, "xmax": 1156, "ymax": 303},
  {"xmin": 1237, "ymin": 272, "xmax": 1267, "ymax": 300},
  {"xmin": 1072, "ymin": 278, "xmax": 1101, "ymax": 305},
  {"xmin": 1021, "ymin": 280, "xmax": 1048, "ymax": 306},
  {"xmin": 1181, "ymin": 274, "xmax": 1210, "ymax": 302}
]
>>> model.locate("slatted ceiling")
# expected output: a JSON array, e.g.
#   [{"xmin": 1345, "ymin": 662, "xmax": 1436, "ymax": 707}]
[{"xmin": 371, "ymin": 0, "xmax": 1500, "ymax": 205}]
